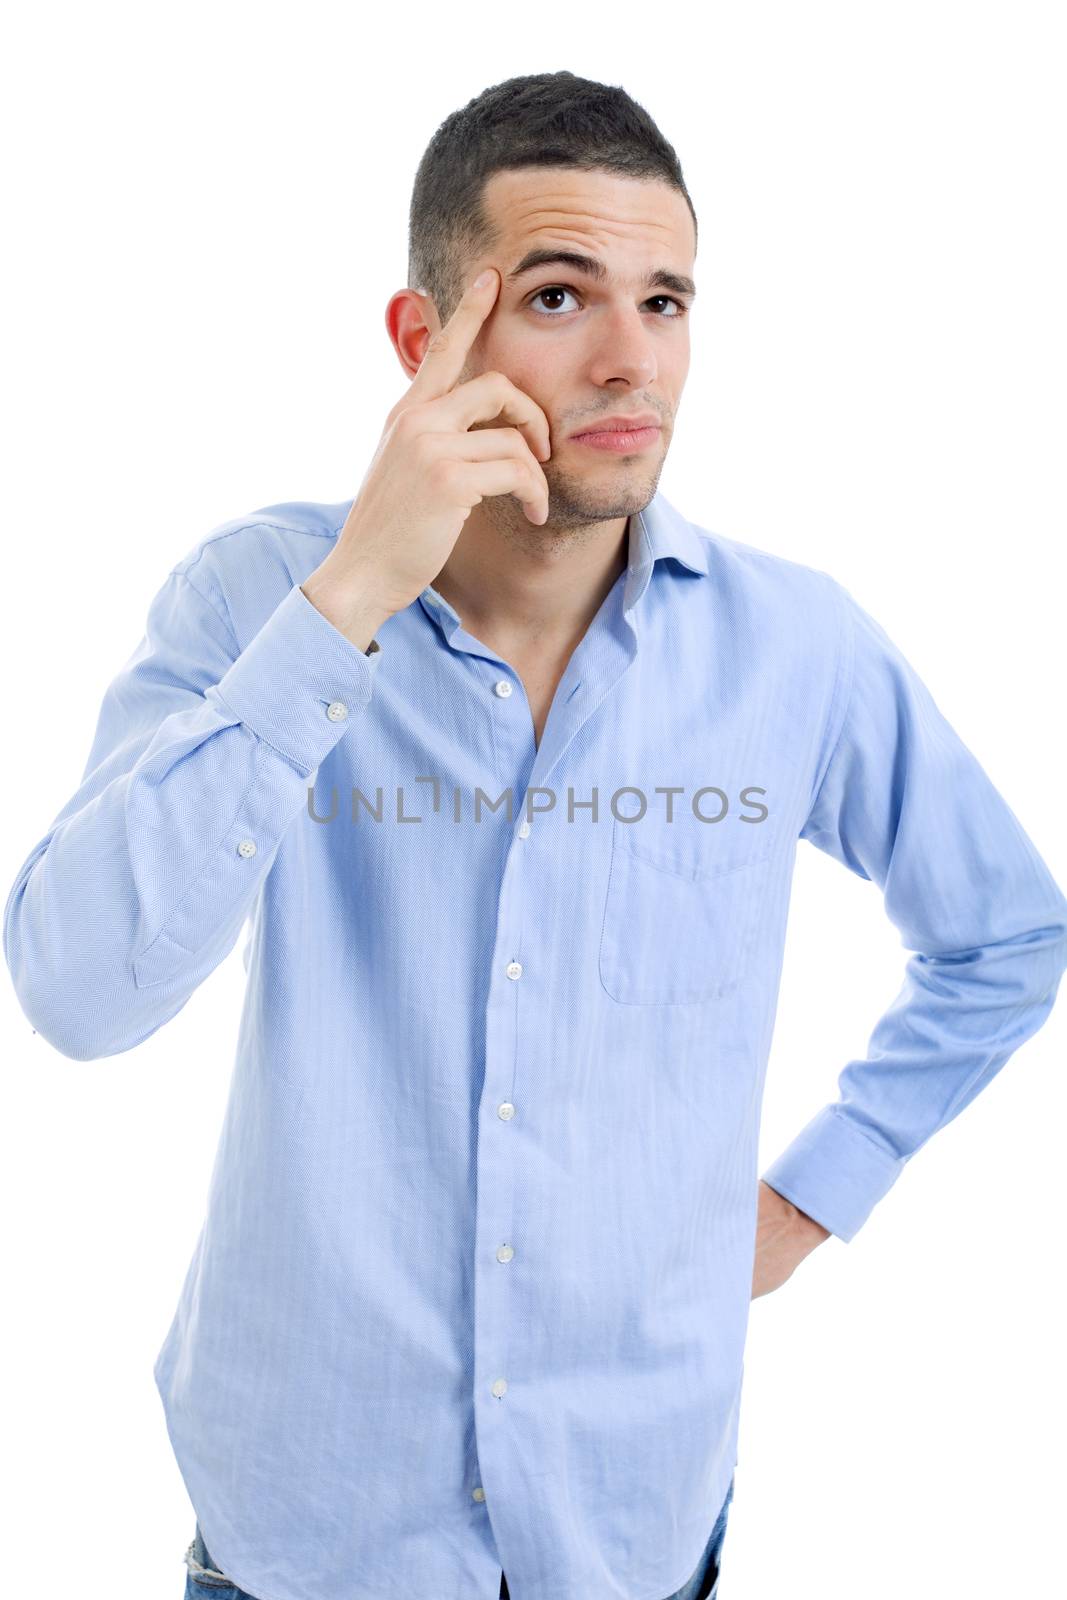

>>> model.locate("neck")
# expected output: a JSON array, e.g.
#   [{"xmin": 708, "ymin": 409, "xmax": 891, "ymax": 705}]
[{"xmin": 431, "ymin": 509, "xmax": 631, "ymax": 649}]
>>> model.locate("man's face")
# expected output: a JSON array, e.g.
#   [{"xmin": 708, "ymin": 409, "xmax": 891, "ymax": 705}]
[{"xmin": 453, "ymin": 166, "xmax": 697, "ymax": 530}]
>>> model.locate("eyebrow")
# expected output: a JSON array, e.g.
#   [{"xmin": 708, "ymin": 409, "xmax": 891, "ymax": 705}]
[{"xmin": 504, "ymin": 247, "xmax": 696, "ymax": 300}]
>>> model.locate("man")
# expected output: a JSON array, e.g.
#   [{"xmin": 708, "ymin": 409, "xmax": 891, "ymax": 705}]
[{"xmin": 5, "ymin": 70, "xmax": 1065, "ymax": 1600}]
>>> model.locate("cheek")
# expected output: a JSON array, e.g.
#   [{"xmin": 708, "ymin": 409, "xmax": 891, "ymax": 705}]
[
  {"xmin": 671, "ymin": 346, "xmax": 691, "ymax": 387},
  {"xmin": 483, "ymin": 323, "xmax": 569, "ymax": 389},
  {"xmin": 500, "ymin": 348, "xmax": 559, "ymax": 402}
]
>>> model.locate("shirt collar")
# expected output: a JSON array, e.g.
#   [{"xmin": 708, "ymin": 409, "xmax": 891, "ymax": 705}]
[
  {"xmin": 622, "ymin": 488, "xmax": 709, "ymax": 612},
  {"xmin": 418, "ymin": 487, "xmax": 709, "ymax": 641}
]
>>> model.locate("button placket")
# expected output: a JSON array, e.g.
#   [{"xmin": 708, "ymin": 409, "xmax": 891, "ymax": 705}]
[{"xmin": 479, "ymin": 659, "xmax": 540, "ymax": 1468}]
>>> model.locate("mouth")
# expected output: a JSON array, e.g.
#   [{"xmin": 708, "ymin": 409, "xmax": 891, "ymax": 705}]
[{"xmin": 569, "ymin": 425, "xmax": 661, "ymax": 453}]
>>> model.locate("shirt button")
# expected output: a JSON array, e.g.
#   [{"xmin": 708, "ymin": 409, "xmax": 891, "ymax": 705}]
[
  {"xmin": 498, "ymin": 1102, "xmax": 516, "ymax": 1121},
  {"xmin": 493, "ymin": 679, "xmax": 513, "ymax": 698},
  {"xmin": 491, "ymin": 1378, "xmax": 508, "ymax": 1398},
  {"xmin": 237, "ymin": 839, "xmax": 257, "ymax": 858},
  {"xmin": 517, "ymin": 819, "xmax": 531, "ymax": 839},
  {"xmin": 326, "ymin": 700, "xmax": 349, "ymax": 721},
  {"xmin": 496, "ymin": 1244, "xmax": 514, "ymax": 1263},
  {"xmin": 471, "ymin": 1486, "xmax": 486, "ymax": 1503},
  {"xmin": 505, "ymin": 961, "xmax": 522, "ymax": 979}
]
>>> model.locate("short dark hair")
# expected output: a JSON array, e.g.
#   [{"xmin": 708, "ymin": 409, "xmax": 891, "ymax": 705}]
[{"xmin": 407, "ymin": 71, "xmax": 698, "ymax": 327}]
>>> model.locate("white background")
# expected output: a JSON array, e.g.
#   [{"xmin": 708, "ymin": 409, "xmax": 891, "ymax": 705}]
[{"xmin": 1, "ymin": 4, "xmax": 1064, "ymax": 1596}]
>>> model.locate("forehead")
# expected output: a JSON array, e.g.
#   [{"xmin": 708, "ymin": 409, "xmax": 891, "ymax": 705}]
[{"xmin": 481, "ymin": 167, "xmax": 695, "ymax": 262}]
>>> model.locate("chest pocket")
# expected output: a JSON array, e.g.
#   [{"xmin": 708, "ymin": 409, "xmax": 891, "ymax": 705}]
[{"xmin": 598, "ymin": 812, "xmax": 775, "ymax": 1004}]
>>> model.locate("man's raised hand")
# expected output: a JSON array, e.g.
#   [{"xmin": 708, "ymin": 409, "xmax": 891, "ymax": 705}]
[{"xmin": 301, "ymin": 266, "xmax": 552, "ymax": 650}]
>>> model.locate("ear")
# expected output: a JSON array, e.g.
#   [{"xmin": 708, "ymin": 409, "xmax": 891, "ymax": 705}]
[{"xmin": 385, "ymin": 287, "xmax": 439, "ymax": 381}]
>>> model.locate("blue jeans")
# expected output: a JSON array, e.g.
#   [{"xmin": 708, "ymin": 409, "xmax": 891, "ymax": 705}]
[{"xmin": 184, "ymin": 1476, "xmax": 735, "ymax": 1599}]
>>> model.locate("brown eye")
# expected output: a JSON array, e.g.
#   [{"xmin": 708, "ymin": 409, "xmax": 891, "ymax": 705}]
[{"xmin": 529, "ymin": 287, "xmax": 579, "ymax": 316}]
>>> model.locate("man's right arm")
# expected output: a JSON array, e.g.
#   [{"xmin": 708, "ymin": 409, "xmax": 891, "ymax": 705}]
[{"xmin": 3, "ymin": 558, "xmax": 384, "ymax": 1061}]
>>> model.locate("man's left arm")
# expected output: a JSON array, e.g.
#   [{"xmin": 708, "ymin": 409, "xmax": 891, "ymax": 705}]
[{"xmin": 759, "ymin": 579, "xmax": 1067, "ymax": 1247}]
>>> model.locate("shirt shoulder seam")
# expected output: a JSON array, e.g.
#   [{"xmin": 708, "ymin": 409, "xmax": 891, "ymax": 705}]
[
  {"xmin": 805, "ymin": 577, "xmax": 857, "ymax": 816},
  {"xmin": 172, "ymin": 515, "xmax": 334, "ymax": 652},
  {"xmin": 174, "ymin": 563, "xmax": 241, "ymax": 655}
]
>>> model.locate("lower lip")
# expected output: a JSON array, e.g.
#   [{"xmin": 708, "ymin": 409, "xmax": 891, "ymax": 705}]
[{"xmin": 570, "ymin": 426, "xmax": 660, "ymax": 452}]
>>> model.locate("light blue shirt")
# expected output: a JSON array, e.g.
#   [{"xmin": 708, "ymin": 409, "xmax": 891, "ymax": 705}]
[{"xmin": 5, "ymin": 489, "xmax": 1066, "ymax": 1600}]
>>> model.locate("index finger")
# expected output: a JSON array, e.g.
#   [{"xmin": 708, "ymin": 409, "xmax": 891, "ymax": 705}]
[{"xmin": 410, "ymin": 266, "xmax": 499, "ymax": 400}]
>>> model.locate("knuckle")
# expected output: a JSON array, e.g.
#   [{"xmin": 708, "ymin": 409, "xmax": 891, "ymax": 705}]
[
  {"xmin": 427, "ymin": 454, "xmax": 456, "ymax": 489},
  {"xmin": 393, "ymin": 406, "xmax": 423, "ymax": 440},
  {"xmin": 410, "ymin": 426, "xmax": 438, "ymax": 458},
  {"xmin": 425, "ymin": 330, "xmax": 450, "ymax": 356}
]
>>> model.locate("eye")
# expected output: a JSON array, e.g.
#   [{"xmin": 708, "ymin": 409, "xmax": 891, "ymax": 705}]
[
  {"xmin": 528, "ymin": 285, "xmax": 581, "ymax": 316},
  {"xmin": 526, "ymin": 285, "xmax": 689, "ymax": 318}
]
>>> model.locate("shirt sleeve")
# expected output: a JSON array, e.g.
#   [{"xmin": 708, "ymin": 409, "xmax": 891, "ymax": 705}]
[
  {"xmin": 759, "ymin": 582, "xmax": 1067, "ymax": 1242},
  {"xmin": 3, "ymin": 565, "xmax": 384, "ymax": 1061}
]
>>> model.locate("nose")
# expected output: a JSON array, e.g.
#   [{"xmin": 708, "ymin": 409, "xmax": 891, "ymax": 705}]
[{"xmin": 585, "ymin": 304, "xmax": 658, "ymax": 389}]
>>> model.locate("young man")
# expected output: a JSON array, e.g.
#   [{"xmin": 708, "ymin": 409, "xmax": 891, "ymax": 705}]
[{"xmin": 6, "ymin": 70, "xmax": 1066, "ymax": 1600}]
